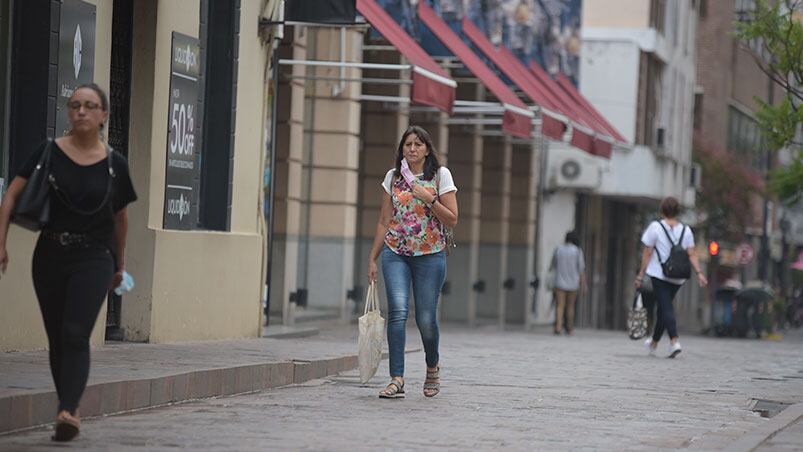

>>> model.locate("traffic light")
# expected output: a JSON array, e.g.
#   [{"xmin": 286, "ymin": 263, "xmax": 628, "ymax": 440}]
[{"xmin": 708, "ymin": 241, "xmax": 720, "ymax": 256}]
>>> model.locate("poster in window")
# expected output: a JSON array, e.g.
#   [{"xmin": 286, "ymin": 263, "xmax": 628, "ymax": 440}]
[{"xmin": 163, "ymin": 32, "xmax": 201, "ymax": 230}]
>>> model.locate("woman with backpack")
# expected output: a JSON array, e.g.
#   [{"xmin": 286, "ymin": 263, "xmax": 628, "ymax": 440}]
[
  {"xmin": 367, "ymin": 125, "xmax": 458, "ymax": 399},
  {"xmin": 635, "ymin": 197, "xmax": 707, "ymax": 358}
]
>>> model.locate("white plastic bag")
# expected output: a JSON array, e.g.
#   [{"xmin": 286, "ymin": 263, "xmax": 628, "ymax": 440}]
[{"xmin": 358, "ymin": 281, "xmax": 384, "ymax": 384}]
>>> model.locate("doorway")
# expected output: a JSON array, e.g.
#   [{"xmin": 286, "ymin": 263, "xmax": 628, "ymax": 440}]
[{"xmin": 105, "ymin": 0, "xmax": 133, "ymax": 341}]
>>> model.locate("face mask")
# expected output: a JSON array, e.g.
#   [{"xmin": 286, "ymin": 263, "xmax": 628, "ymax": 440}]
[{"xmin": 400, "ymin": 158, "xmax": 416, "ymax": 186}]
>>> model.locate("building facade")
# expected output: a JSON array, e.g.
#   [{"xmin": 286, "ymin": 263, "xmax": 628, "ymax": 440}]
[
  {"xmin": 0, "ymin": 0, "xmax": 272, "ymax": 351},
  {"xmin": 694, "ymin": 0, "xmax": 800, "ymax": 295},
  {"xmin": 557, "ymin": 0, "xmax": 703, "ymax": 331}
]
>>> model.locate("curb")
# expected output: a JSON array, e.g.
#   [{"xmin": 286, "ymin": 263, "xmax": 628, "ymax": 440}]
[
  {"xmin": 724, "ymin": 403, "xmax": 803, "ymax": 452},
  {"xmin": 0, "ymin": 348, "xmax": 419, "ymax": 436}
]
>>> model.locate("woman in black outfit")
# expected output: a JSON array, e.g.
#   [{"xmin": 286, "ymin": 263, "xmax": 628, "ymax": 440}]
[{"xmin": 0, "ymin": 84, "xmax": 137, "ymax": 441}]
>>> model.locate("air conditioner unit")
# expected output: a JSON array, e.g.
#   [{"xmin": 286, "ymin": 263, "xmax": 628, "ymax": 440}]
[
  {"xmin": 548, "ymin": 153, "xmax": 602, "ymax": 190},
  {"xmin": 689, "ymin": 163, "xmax": 702, "ymax": 190}
]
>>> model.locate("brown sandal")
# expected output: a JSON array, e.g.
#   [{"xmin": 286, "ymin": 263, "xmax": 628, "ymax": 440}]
[
  {"xmin": 423, "ymin": 366, "xmax": 440, "ymax": 397},
  {"xmin": 52, "ymin": 410, "xmax": 80, "ymax": 442},
  {"xmin": 379, "ymin": 378, "xmax": 405, "ymax": 399}
]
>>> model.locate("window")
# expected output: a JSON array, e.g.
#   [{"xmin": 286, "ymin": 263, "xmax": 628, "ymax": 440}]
[
  {"xmin": 8, "ymin": 0, "xmax": 53, "ymax": 181},
  {"xmin": 198, "ymin": 0, "xmax": 240, "ymax": 231},
  {"xmin": 650, "ymin": 0, "xmax": 667, "ymax": 34},
  {"xmin": 693, "ymin": 93, "xmax": 703, "ymax": 130},
  {"xmin": 734, "ymin": 0, "xmax": 754, "ymax": 22},
  {"xmin": 636, "ymin": 53, "xmax": 663, "ymax": 147},
  {"xmin": 727, "ymin": 106, "xmax": 765, "ymax": 171}
]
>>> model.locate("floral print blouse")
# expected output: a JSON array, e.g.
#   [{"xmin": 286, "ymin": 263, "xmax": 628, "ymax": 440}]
[{"xmin": 383, "ymin": 169, "xmax": 455, "ymax": 257}]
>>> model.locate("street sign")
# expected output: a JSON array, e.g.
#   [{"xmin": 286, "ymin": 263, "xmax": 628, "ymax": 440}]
[
  {"xmin": 735, "ymin": 242, "xmax": 755, "ymax": 266},
  {"xmin": 163, "ymin": 32, "xmax": 200, "ymax": 230}
]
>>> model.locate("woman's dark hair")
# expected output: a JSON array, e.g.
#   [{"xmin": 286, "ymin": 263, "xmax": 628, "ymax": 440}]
[
  {"xmin": 70, "ymin": 83, "xmax": 109, "ymax": 132},
  {"xmin": 394, "ymin": 125, "xmax": 442, "ymax": 181},
  {"xmin": 660, "ymin": 196, "xmax": 681, "ymax": 219},
  {"xmin": 565, "ymin": 231, "xmax": 579, "ymax": 246}
]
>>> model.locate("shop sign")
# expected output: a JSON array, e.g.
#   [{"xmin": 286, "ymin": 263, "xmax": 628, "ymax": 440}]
[
  {"xmin": 163, "ymin": 32, "xmax": 200, "ymax": 230},
  {"xmin": 56, "ymin": 0, "xmax": 96, "ymax": 137}
]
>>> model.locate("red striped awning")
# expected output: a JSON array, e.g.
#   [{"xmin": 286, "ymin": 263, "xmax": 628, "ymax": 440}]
[
  {"xmin": 555, "ymin": 74, "xmax": 625, "ymax": 143},
  {"xmin": 461, "ymin": 20, "xmax": 566, "ymax": 142},
  {"xmin": 356, "ymin": 0, "xmax": 456, "ymax": 113},
  {"xmin": 418, "ymin": 2, "xmax": 533, "ymax": 138},
  {"xmin": 527, "ymin": 61, "xmax": 612, "ymax": 156}
]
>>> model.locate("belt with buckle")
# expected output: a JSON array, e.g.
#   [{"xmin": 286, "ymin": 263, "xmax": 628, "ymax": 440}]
[{"xmin": 42, "ymin": 231, "xmax": 90, "ymax": 246}]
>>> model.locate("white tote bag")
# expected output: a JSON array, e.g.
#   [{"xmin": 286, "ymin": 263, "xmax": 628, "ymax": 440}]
[{"xmin": 358, "ymin": 281, "xmax": 385, "ymax": 384}]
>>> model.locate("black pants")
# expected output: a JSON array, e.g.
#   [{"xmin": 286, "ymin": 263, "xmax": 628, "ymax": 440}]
[
  {"xmin": 645, "ymin": 276, "xmax": 683, "ymax": 342},
  {"xmin": 32, "ymin": 236, "xmax": 114, "ymax": 414}
]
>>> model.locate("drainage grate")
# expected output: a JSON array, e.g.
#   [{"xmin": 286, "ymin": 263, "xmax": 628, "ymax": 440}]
[{"xmin": 749, "ymin": 399, "xmax": 793, "ymax": 418}]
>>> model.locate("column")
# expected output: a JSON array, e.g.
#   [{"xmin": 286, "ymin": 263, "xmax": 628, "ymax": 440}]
[
  {"xmin": 270, "ymin": 28, "xmax": 307, "ymax": 325},
  {"xmin": 507, "ymin": 141, "xmax": 537, "ymax": 325},
  {"xmin": 443, "ymin": 83, "xmax": 484, "ymax": 325},
  {"xmin": 302, "ymin": 27, "xmax": 364, "ymax": 322}
]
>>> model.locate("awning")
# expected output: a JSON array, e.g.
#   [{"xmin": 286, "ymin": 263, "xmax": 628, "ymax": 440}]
[
  {"xmin": 555, "ymin": 74, "xmax": 625, "ymax": 142},
  {"xmin": 417, "ymin": 2, "xmax": 533, "ymax": 138},
  {"xmin": 460, "ymin": 19, "xmax": 566, "ymax": 142},
  {"xmin": 527, "ymin": 60, "xmax": 607, "ymax": 156},
  {"xmin": 285, "ymin": 0, "xmax": 357, "ymax": 25},
  {"xmin": 356, "ymin": 0, "xmax": 456, "ymax": 113}
]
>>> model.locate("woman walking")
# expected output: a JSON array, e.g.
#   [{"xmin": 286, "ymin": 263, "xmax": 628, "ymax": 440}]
[
  {"xmin": 550, "ymin": 231, "xmax": 587, "ymax": 335},
  {"xmin": 0, "ymin": 84, "xmax": 137, "ymax": 441},
  {"xmin": 635, "ymin": 197, "xmax": 706, "ymax": 358},
  {"xmin": 367, "ymin": 125, "xmax": 458, "ymax": 398}
]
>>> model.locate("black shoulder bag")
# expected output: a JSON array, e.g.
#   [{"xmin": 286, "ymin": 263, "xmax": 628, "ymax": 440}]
[{"xmin": 11, "ymin": 140, "xmax": 54, "ymax": 231}]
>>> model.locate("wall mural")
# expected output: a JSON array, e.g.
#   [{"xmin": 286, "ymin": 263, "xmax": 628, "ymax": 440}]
[{"xmin": 378, "ymin": 0, "xmax": 583, "ymax": 84}]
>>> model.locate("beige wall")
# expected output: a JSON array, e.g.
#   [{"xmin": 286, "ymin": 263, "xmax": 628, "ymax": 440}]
[
  {"xmin": 122, "ymin": 0, "xmax": 263, "ymax": 343},
  {"xmin": 583, "ymin": 0, "xmax": 650, "ymax": 29},
  {"xmin": 0, "ymin": 0, "xmax": 112, "ymax": 351}
]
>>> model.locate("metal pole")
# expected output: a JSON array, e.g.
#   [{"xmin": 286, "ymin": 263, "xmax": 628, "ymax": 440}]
[
  {"xmin": 531, "ymin": 128, "xmax": 549, "ymax": 327},
  {"xmin": 758, "ymin": 76, "xmax": 775, "ymax": 283}
]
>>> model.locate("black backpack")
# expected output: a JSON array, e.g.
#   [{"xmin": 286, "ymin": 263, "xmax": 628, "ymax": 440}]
[{"xmin": 653, "ymin": 222, "xmax": 692, "ymax": 279}]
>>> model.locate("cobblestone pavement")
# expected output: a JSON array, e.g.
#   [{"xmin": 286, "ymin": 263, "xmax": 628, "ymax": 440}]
[{"xmin": 1, "ymin": 326, "xmax": 802, "ymax": 451}]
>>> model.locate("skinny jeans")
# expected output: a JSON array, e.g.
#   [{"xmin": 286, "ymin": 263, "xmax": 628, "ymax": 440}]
[
  {"xmin": 32, "ymin": 236, "xmax": 114, "ymax": 414},
  {"xmin": 381, "ymin": 246, "xmax": 446, "ymax": 377}
]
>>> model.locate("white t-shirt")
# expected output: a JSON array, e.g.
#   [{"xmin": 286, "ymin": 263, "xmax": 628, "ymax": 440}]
[
  {"xmin": 381, "ymin": 167, "xmax": 458, "ymax": 196},
  {"xmin": 641, "ymin": 220, "xmax": 695, "ymax": 285}
]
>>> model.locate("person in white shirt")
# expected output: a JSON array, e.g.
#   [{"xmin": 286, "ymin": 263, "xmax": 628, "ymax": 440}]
[{"xmin": 635, "ymin": 197, "xmax": 707, "ymax": 358}]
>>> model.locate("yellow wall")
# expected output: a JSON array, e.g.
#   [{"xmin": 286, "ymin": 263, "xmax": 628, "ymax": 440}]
[
  {"xmin": 583, "ymin": 0, "xmax": 650, "ymax": 29},
  {"xmin": 0, "ymin": 0, "xmax": 112, "ymax": 351},
  {"xmin": 128, "ymin": 0, "xmax": 263, "ymax": 342}
]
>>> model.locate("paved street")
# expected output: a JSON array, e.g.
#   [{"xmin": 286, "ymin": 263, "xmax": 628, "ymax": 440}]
[{"xmin": 1, "ymin": 326, "xmax": 802, "ymax": 451}]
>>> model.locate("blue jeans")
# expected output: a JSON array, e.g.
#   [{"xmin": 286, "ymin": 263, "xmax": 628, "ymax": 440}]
[{"xmin": 381, "ymin": 246, "xmax": 446, "ymax": 377}]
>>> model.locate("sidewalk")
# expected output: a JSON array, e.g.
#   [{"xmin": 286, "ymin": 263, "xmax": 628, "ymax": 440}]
[
  {"xmin": 0, "ymin": 323, "xmax": 417, "ymax": 435},
  {"xmin": 2, "ymin": 324, "xmax": 802, "ymax": 450}
]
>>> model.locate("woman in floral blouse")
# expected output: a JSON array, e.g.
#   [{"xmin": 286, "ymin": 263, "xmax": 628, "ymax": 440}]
[{"xmin": 367, "ymin": 125, "xmax": 458, "ymax": 399}]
